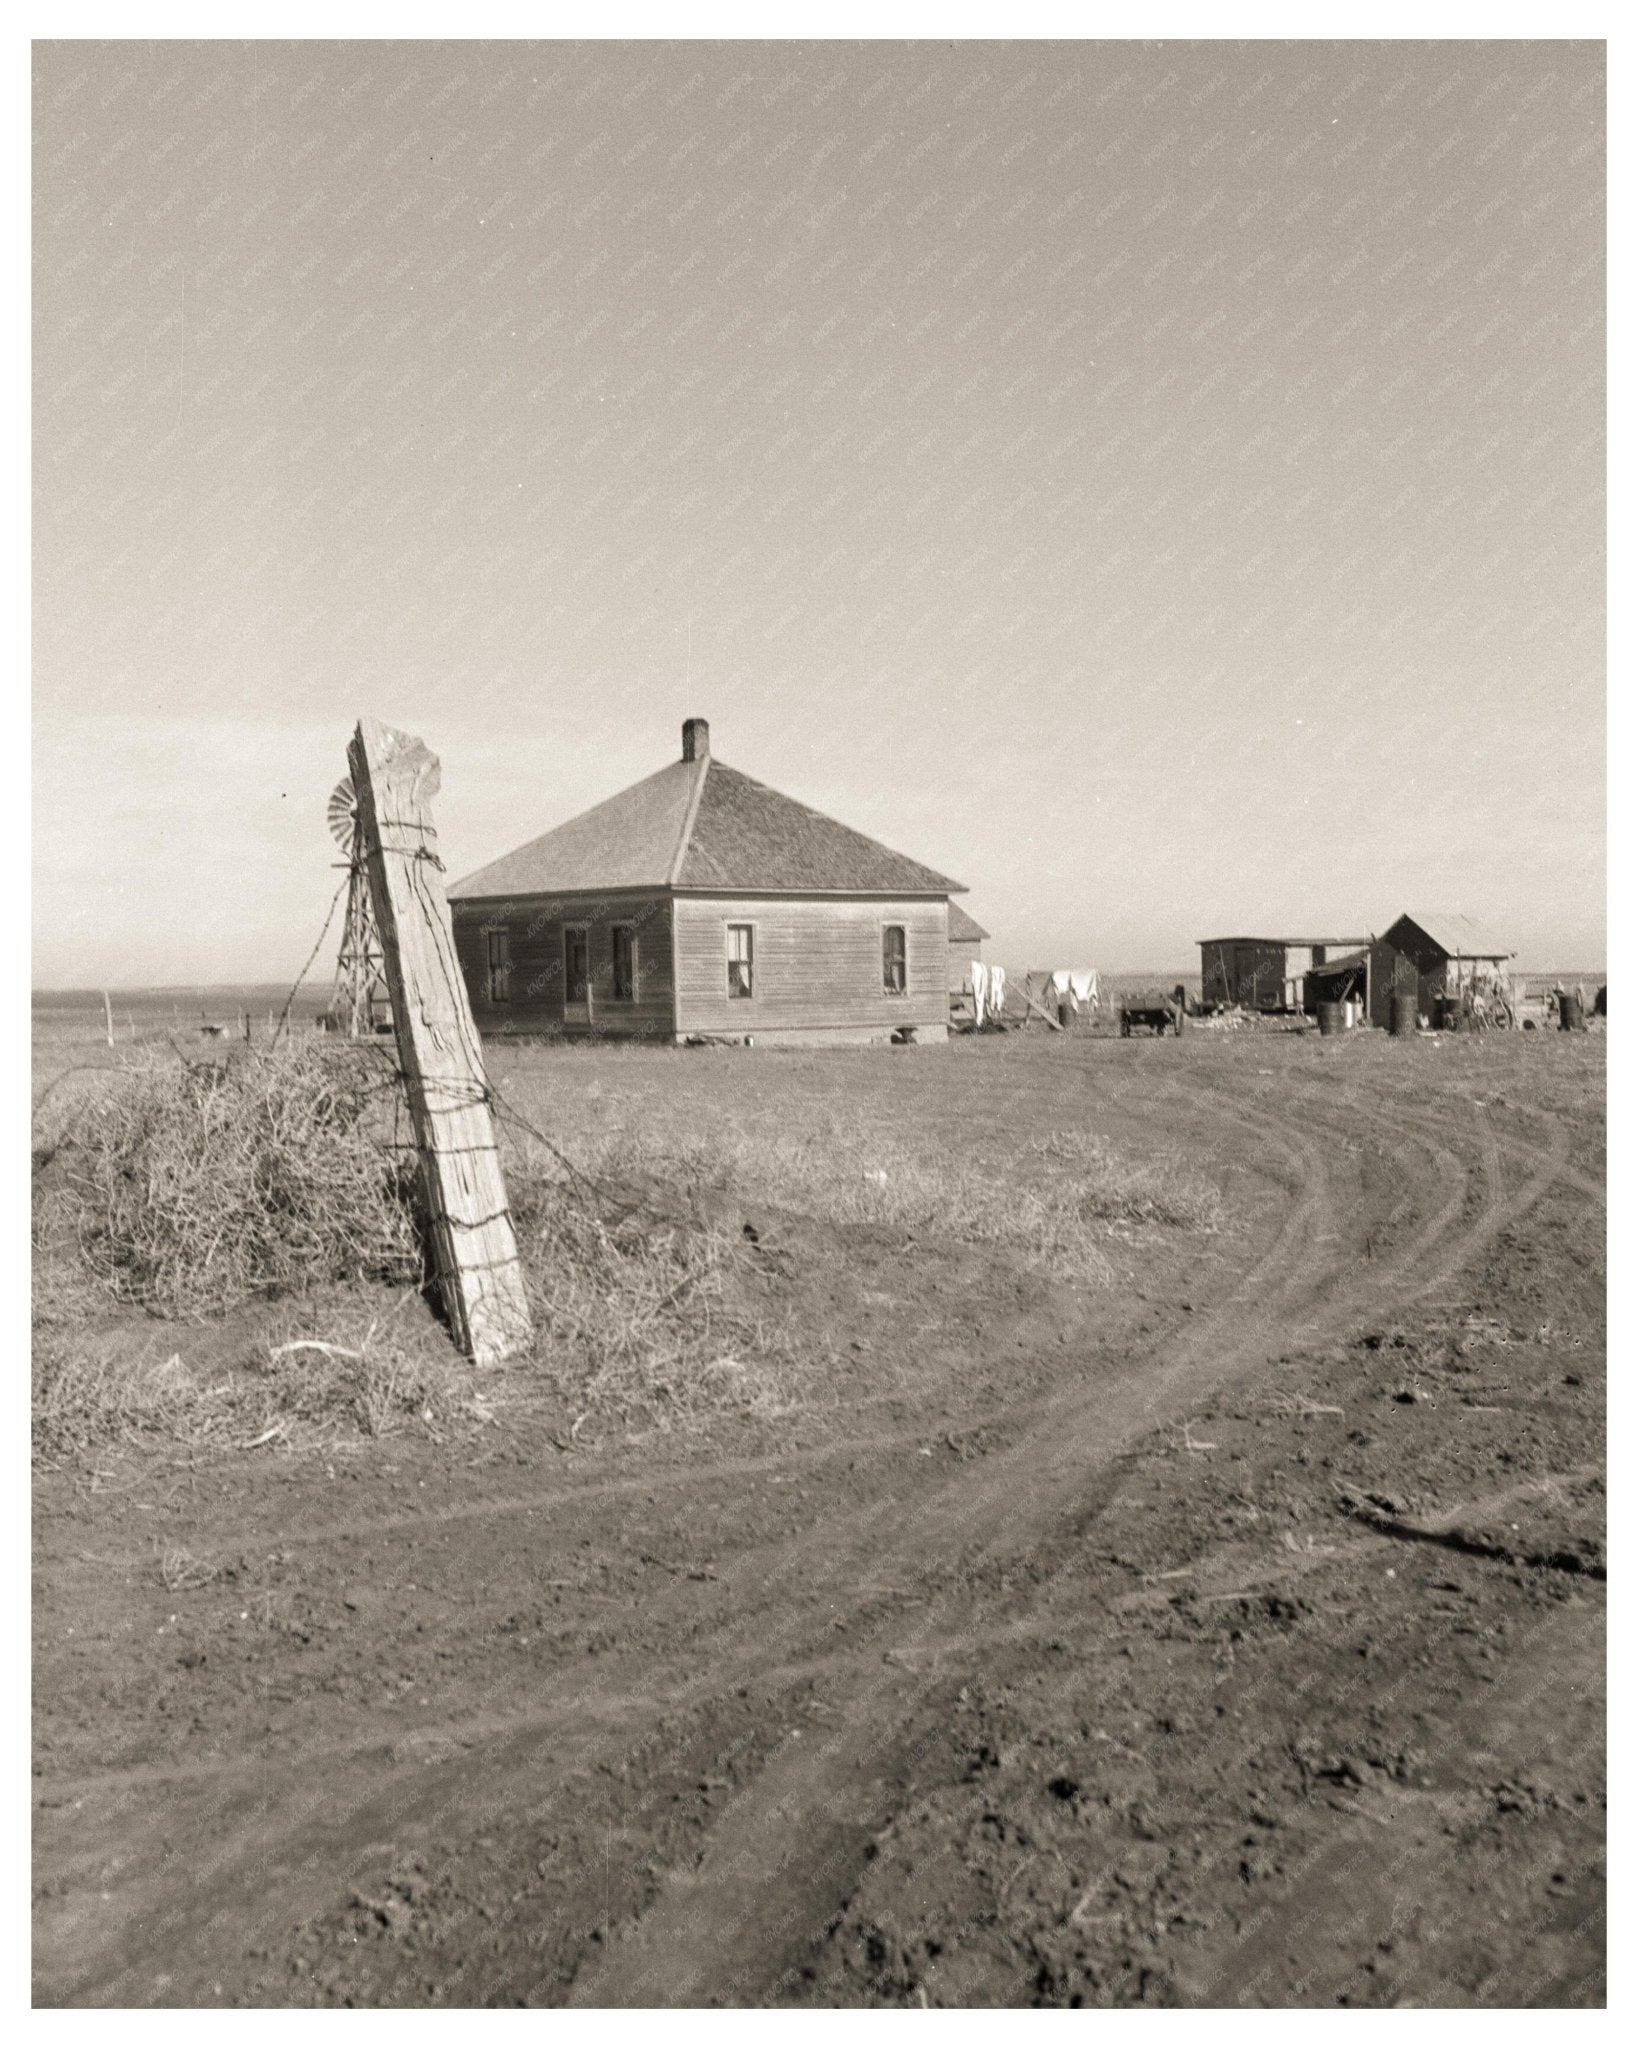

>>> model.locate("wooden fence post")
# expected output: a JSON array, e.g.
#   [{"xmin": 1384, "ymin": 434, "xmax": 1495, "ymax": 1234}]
[
  {"xmin": 103, "ymin": 991, "xmax": 114, "ymax": 1049},
  {"xmin": 347, "ymin": 717, "xmax": 533, "ymax": 1367}
]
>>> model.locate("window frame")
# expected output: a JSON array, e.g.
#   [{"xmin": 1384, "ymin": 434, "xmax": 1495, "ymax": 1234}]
[
  {"xmin": 726, "ymin": 921, "xmax": 755, "ymax": 1001},
  {"xmin": 881, "ymin": 922, "xmax": 908, "ymax": 997},
  {"xmin": 563, "ymin": 923, "xmax": 590, "ymax": 1009},
  {"xmin": 611, "ymin": 922, "xmax": 638, "ymax": 1005},
  {"xmin": 484, "ymin": 925, "xmax": 512, "ymax": 1005}
]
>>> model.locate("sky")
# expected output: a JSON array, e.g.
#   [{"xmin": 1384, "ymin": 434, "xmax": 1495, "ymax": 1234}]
[{"xmin": 33, "ymin": 38, "xmax": 1605, "ymax": 985}]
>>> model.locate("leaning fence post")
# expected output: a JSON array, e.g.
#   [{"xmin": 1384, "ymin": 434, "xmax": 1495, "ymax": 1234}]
[{"xmin": 347, "ymin": 716, "xmax": 533, "ymax": 1366}]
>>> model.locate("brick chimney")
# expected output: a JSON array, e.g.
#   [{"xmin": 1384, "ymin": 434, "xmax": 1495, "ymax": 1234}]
[{"xmin": 682, "ymin": 717, "xmax": 710, "ymax": 762}]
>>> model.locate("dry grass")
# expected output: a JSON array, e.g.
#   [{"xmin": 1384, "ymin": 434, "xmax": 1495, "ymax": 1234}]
[
  {"xmin": 31, "ymin": 1303, "xmax": 497, "ymax": 1465},
  {"xmin": 568, "ymin": 1114, "xmax": 1220, "ymax": 1289},
  {"xmin": 1029, "ymin": 1130, "xmax": 1224, "ymax": 1232},
  {"xmin": 41, "ymin": 1042, "xmax": 422, "ymax": 1320},
  {"xmin": 509, "ymin": 1164, "xmax": 798, "ymax": 1435},
  {"xmin": 32, "ymin": 1040, "xmax": 1225, "ymax": 1464},
  {"xmin": 32, "ymin": 1342, "xmax": 226, "ymax": 1462}
]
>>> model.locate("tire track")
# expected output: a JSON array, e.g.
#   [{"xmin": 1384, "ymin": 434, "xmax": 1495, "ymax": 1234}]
[
  {"xmin": 41, "ymin": 1060, "xmax": 1578, "ymax": 2008},
  {"xmin": 562, "ymin": 1068, "xmax": 1583, "ymax": 2008},
  {"xmin": 37, "ymin": 1080, "xmax": 1323, "ymax": 2005}
]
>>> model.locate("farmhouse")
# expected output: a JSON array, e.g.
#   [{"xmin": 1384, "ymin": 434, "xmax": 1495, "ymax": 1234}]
[
  {"xmin": 1198, "ymin": 934, "xmax": 1367, "ymax": 1014},
  {"xmin": 448, "ymin": 719, "xmax": 967, "ymax": 1046},
  {"xmin": 1365, "ymin": 912, "xmax": 1516, "ymax": 1030}
]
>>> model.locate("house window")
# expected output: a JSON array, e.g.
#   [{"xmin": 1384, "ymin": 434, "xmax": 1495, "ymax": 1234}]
[
  {"xmin": 485, "ymin": 927, "xmax": 511, "ymax": 1004},
  {"xmin": 564, "ymin": 927, "xmax": 589, "ymax": 1004},
  {"xmin": 727, "ymin": 923, "xmax": 754, "ymax": 999},
  {"xmin": 883, "ymin": 924, "xmax": 907, "ymax": 995},
  {"xmin": 612, "ymin": 923, "xmax": 637, "ymax": 1003}
]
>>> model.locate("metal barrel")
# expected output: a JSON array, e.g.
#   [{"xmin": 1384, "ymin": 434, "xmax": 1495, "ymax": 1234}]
[
  {"xmin": 1316, "ymin": 999, "xmax": 1345, "ymax": 1037},
  {"xmin": 1388, "ymin": 993, "xmax": 1420, "ymax": 1037},
  {"xmin": 1558, "ymin": 991, "xmax": 1585, "ymax": 1032}
]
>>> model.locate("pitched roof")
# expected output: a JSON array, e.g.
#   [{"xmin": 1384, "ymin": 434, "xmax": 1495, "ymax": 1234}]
[
  {"xmin": 1385, "ymin": 912, "xmax": 1514, "ymax": 959},
  {"xmin": 447, "ymin": 758, "xmax": 700, "ymax": 898},
  {"xmin": 449, "ymin": 748, "xmax": 965, "ymax": 900},
  {"xmin": 948, "ymin": 903, "xmax": 989, "ymax": 944}
]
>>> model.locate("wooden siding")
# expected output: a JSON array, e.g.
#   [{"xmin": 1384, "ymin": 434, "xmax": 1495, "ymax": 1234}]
[
  {"xmin": 1201, "ymin": 940, "xmax": 1290, "ymax": 1011},
  {"xmin": 1367, "ymin": 924, "xmax": 1510, "ymax": 1029},
  {"xmin": 674, "ymin": 895, "xmax": 950, "ymax": 1038},
  {"xmin": 451, "ymin": 891, "xmax": 675, "ymax": 1038},
  {"xmin": 948, "ymin": 901, "xmax": 983, "ymax": 991}
]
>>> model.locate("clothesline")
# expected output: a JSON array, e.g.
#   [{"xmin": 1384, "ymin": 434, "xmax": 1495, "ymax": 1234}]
[
  {"xmin": 964, "ymin": 963, "xmax": 1100, "ymax": 1024},
  {"xmin": 967, "ymin": 960, "xmax": 1007, "ymax": 1025}
]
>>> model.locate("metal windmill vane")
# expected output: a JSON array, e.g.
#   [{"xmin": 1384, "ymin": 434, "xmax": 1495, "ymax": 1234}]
[{"xmin": 326, "ymin": 771, "xmax": 390, "ymax": 1036}]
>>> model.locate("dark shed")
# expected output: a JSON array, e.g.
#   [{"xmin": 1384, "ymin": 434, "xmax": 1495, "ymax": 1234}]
[
  {"xmin": 1366, "ymin": 913, "xmax": 1516, "ymax": 1029},
  {"xmin": 1198, "ymin": 934, "xmax": 1366, "ymax": 1014}
]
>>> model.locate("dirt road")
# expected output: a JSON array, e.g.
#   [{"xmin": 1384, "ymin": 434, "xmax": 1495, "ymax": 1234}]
[{"xmin": 33, "ymin": 1032, "xmax": 1605, "ymax": 2006}]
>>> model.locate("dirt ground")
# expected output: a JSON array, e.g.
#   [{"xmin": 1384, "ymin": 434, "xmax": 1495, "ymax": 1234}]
[{"xmin": 32, "ymin": 1025, "xmax": 1606, "ymax": 2007}]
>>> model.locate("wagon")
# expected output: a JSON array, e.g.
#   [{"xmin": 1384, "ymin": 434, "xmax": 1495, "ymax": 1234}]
[{"xmin": 1119, "ymin": 996, "xmax": 1184, "ymax": 1038}]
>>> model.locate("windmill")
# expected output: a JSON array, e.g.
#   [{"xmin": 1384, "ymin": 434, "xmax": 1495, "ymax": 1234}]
[{"xmin": 326, "ymin": 771, "xmax": 390, "ymax": 1035}]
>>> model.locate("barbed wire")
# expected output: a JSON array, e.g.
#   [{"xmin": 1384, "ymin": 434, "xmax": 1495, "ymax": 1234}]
[
  {"xmin": 44, "ymin": 828, "xmax": 676, "ymax": 1236},
  {"xmin": 272, "ymin": 873, "xmax": 350, "ymax": 1045}
]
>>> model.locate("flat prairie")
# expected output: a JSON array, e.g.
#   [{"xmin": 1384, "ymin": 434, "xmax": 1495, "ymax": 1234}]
[{"xmin": 32, "ymin": 1020, "xmax": 1605, "ymax": 2007}]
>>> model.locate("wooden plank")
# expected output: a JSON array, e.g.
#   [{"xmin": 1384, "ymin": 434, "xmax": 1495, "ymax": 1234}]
[
  {"xmin": 1017, "ymin": 986, "xmax": 1064, "ymax": 1032},
  {"xmin": 347, "ymin": 717, "xmax": 532, "ymax": 1367}
]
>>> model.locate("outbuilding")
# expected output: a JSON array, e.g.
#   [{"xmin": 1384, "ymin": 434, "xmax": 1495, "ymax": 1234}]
[
  {"xmin": 1302, "ymin": 946, "xmax": 1371, "ymax": 1013},
  {"xmin": 448, "ymin": 719, "xmax": 967, "ymax": 1046},
  {"xmin": 1366, "ymin": 913, "xmax": 1516, "ymax": 1030},
  {"xmin": 1198, "ymin": 935, "xmax": 1367, "ymax": 1014},
  {"xmin": 948, "ymin": 902, "xmax": 990, "ymax": 993}
]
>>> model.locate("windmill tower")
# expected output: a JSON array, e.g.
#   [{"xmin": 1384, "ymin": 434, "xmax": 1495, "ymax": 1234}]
[{"xmin": 326, "ymin": 772, "xmax": 390, "ymax": 1035}]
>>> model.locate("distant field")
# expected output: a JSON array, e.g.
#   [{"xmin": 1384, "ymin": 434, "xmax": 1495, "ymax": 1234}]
[
  {"xmin": 32, "ymin": 985, "xmax": 335, "ymax": 1066},
  {"xmin": 34, "ymin": 966, "xmax": 1605, "ymax": 1078}
]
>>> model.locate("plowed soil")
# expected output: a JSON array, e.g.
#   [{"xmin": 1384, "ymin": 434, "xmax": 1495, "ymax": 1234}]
[{"xmin": 33, "ymin": 1028, "xmax": 1606, "ymax": 2007}]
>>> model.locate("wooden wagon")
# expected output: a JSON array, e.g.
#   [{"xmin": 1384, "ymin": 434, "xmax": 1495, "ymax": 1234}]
[{"xmin": 1119, "ymin": 994, "xmax": 1185, "ymax": 1038}]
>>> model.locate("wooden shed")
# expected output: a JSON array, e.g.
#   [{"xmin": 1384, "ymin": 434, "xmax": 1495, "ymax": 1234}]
[
  {"xmin": 448, "ymin": 719, "xmax": 966, "ymax": 1046},
  {"xmin": 947, "ymin": 902, "xmax": 990, "ymax": 992},
  {"xmin": 1366, "ymin": 913, "xmax": 1516, "ymax": 1030},
  {"xmin": 948, "ymin": 902, "xmax": 989, "ymax": 954},
  {"xmin": 1198, "ymin": 935, "xmax": 1366, "ymax": 1014}
]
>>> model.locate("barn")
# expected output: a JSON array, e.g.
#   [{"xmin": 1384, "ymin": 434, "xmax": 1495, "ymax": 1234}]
[
  {"xmin": 1366, "ymin": 913, "xmax": 1516, "ymax": 1030},
  {"xmin": 447, "ymin": 720, "xmax": 967, "ymax": 1046},
  {"xmin": 1197, "ymin": 935, "xmax": 1366, "ymax": 1014}
]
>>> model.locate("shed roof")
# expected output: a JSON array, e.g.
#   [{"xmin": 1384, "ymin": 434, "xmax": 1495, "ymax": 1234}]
[
  {"xmin": 1196, "ymin": 934, "xmax": 1366, "ymax": 948},
  {"xmin": 449, "ymin": 744, "xmax": 966, "ymax": 901},
  {"xmin": 1306, "ymin": 946, "xmax": 1370, "ymax": 978},
  {"xmin": 1381, "ymin": 912, "xmax": 1514, "ymax": 960},
  {"xmin": 948, "ymin": 903, "xmax": 989, "ymax": 944}
]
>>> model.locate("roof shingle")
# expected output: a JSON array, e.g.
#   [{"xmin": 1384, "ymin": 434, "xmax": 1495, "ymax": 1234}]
[{"xmin": 449, "ymin": 749, "xmax": 965, "ymax": 900}]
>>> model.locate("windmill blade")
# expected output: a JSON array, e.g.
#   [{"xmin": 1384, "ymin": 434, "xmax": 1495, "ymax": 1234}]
[{"xmin": 327, "ymin": 775, "xmax": 358, "ymax": 850}]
